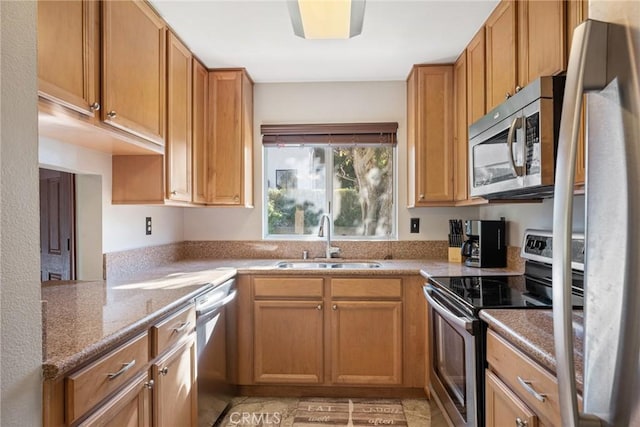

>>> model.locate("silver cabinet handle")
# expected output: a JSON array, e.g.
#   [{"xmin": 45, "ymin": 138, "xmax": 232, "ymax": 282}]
[
  {"xmin": 316, "ymin": 304, "xmax": 322, "ymax": 310},
  {"xmin": 144, "ymin": 379, "xmax": 154, "ymax": 389},
  {"xmin": 506, "ymin": 116, "xmax": 524, "ymax": 177},
  {"xmin": 515, "ymin": 417, "xmax": 527, "ymax": 427},
  {"xmin": 172, "ymin": 321, "xmax": 191, "ymax": 334},
  {"xmin": 159, "ymin": 366, "xmax": 169, "ymax": 376},
  {"xmin": 90, "ymin": 102, "xmax": 100, "ymax": 111},
  {"xmin": 517, "ymin": 376, "xmax": 546, "ymax": 402},
  {"xmin": 107, "ymin": 359, "xmax": 136, "ymax": 380},
  {"xmin": 107, "ymin": 111, "xmax": 117, "ymax": 119},
  {"xmin": 332, "ymin": 304, "xmax": 337, "ymax": 310}
]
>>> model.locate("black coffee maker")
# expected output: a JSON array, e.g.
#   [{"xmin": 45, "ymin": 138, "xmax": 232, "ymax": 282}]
[{"xmin": 461, "ymin": 219, "xmax": 506, "ymax": 267}]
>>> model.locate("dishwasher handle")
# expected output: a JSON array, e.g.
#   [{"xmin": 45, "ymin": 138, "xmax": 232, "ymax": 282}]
[{"xmin": 196, "ymin": 289, "xmax": 237, "ymax": 316}]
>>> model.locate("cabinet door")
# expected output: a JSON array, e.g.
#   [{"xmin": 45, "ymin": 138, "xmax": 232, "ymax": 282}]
[
  {"xmin": 518, "ymin": 0, "xmax": 566, "ymax": 86},
  {"xmin": 102, "ymin": 0, "xmax": 166, "ymax": 145},
  {"xmin": 330, "ymin": 301, "xmax": 402, "ymax": 385},
  {"xmin": 166, "ymin": 32, "xmax": 193, "ymax": 202},
  {"xmin": 486, "ymin": 0, "xmax": 518, "ymax": 112},
  {"xmin": 567, "ymin": 0, "xmax": 588, "ymax": 186},
  {"xmin": 407, "ymin": 65, "xmax": 454, "ymax": 205},
  {"xmin": 486, "ymin": 371, "xmax": 538, "ymax": 427},
  {"xmin": 453, "ymin": 52, "xmax": 468, "ymax": 202},
  {"xmin": 253, "ymin": 300, "xmax": 324, "ymax": 384},
  {"xmin": 208, "ymin": 70, "xmax": 253, "ymax": 205},
  {"xmin": 192, "ymin": 59, "xmax": 209, "ymax": 204},
  {"xmin": 38, "ymin": 0, "xmax": 99, "ymax": 116},
  {"xmin": 467, "ymin": 27, "xmax": 486, "ymax": 124},
  {"xmin": 77, "ymin": 372, "xmax": 151, "ymax": 427},
  {"xmin": 152, "ymin": 336, "xmax": 197, "ymax": 427}
]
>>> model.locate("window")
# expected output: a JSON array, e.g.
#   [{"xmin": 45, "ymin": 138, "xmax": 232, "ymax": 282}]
[{"xmin": 262, "ymin": 123, "xmax": 397, "ymax": 239}]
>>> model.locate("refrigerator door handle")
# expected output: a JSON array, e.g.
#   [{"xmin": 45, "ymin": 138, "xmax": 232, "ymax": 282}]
[{"xmin": 552, "ymin": 19, "xmax": 609, "ymax": 427}]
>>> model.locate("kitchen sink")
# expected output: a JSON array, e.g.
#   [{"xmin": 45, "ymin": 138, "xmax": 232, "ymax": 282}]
[{"xmin": 276, "ymin": 261, "xmax": 381, "ymax": 269}]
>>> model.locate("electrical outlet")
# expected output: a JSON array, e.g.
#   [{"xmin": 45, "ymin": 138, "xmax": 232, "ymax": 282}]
[
  {"xmin": 145, "ymin": 217, "xmax": 152, "ymax": 235},
  {"xmin": 410, "ymin": 218, "xmax": 420, "ymax": 233}
]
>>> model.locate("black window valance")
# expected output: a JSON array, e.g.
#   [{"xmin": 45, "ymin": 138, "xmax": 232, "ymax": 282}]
[{"xmin": 261, "ymin": 122, "xmax": 398, "ymax": 145}]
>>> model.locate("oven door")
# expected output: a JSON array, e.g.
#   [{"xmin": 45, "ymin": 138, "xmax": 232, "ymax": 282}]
[{"xmin": 424, "ymin": 285, "xmax": 480, "ymax": 427}]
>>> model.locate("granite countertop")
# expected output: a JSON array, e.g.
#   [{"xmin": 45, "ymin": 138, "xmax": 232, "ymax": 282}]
[
  {"xmin": 42, "ymin": 258, "xmax": 520, "ymax": 380},
  {"xmin": 480, "ymin": 309, "xmax": 584, "ymax": 394}
]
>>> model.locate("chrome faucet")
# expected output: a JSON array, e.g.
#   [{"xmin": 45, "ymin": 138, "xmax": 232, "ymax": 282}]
[{"xmin": 318, "ymin": 213, "xmax": 341, "ymax": 259}]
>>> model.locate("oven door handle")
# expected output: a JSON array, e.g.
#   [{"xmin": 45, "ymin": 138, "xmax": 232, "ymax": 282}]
[
  {"xmin": 423, "ymin": 285, "xmax": 476, "ymax": 333},
  {"xmin": 506, "ymin": 116, "xmax": 524, "ymax": 177}
]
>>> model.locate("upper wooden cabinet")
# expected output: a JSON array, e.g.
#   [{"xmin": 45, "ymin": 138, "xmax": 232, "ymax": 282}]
[
  {"xmin": 466, "ymin": 27, "xmax": 486, "ymax": 124},
  {"xmin": 207, "ymin": 70, "xmax": 254, "ymax": 206},
  {"xmin": 453, "ymin": 52, "xmax": 469, "ymax": 203},
  {"xmin": 192, "ymin": 59, "xmax": 209, "ymax": 204},
  {"xmin": 518, "ymin": 0, "xmax": 566, "ymax": 87},
  {"xmin": 166, "ymin": 32, "xmax": 193, "ymax": 202},
  {"xmin": 485, "ymin": 0, "xmax": 518, "ymax": 112},
  {"xmin": 407, "ymin": 65, "xmax": 454, "ymax": 206},
  {"xmin": 102, "ymin": 0, "xmax": 166, "ymax": 146},
  {"xmin": 37, "ymin": 0, "xmax": 100, "ymax": 117}
]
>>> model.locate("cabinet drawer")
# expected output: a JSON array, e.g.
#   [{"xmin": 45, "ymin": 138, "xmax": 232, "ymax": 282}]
[
  {"xmin": 151, "ymin": 304, "xmax": 195, "ymax": 357},
  {"xmin": 486, "ymin": 330, "xmax": 560, "ymax": 426},
  {"xmin": 331, "ymin": 278, "xmax": 402, "ymax": 299},
  {"xmin": 254, "ymin": 277, "xmax": 323, "ymax": 298},
  {"xmin": 66, "ymin": 332, "xmax": 149, "ymax": 424}
]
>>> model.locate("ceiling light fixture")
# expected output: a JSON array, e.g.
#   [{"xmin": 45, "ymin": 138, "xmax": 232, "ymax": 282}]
[{"xmin": 287, "ymin": 0, "xmax": 366, "ymax": 39}]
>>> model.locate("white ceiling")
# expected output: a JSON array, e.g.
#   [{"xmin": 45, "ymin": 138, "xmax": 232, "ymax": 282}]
[{"xmin": 150, "ymin": 0, "xmax": 500, "ymax": 83}]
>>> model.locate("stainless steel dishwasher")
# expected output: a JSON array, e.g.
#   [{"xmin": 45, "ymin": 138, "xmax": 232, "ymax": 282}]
[{"xmin": 195, "ymin": 278, "xmax": 237, "ymax": 427}]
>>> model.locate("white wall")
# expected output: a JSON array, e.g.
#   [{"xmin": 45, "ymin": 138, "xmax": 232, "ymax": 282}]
[
  {"xmin": 0, "ymin": 1, "xmax": 42, "ymax": 424},
  {"xmin": 39, "ymin": 137, "xmax": 185, "ymax": 253},
  {"xmin": 184, "ymin": 81, "xmax": 479, "ymax": 241}
]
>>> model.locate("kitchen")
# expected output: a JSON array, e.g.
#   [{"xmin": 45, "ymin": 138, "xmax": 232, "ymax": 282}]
[{"xmin": 0, "ymin": 1, "xmax": 638, "ymax": 427}]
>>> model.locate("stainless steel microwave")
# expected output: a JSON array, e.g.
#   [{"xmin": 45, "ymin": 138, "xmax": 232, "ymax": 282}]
[{"xmin": 469, "ymin": 76, "xmax": 566, "ymax": 199}]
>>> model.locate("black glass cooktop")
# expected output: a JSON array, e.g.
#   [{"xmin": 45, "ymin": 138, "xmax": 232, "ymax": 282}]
[{"xmin": 428, "ymin": 275, "xmax": 583, "ymax": 315}]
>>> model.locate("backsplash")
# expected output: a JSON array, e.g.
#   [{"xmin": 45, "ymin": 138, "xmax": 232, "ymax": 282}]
[{"xmin": 104, "ymin": 240, "xmax": 525, "ymax": 279}]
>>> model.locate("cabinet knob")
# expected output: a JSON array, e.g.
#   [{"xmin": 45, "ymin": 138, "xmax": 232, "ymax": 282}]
[
  {"xmin": 233, "ymin": 195, "xmax": 240, "ymax": 202},
  {"xmin": 515, "ymin": 417, "xmax": 527, "ymax": 427},
  {"xmin": 505, "ymin": 92, "xmax": 512, "ymax": 100},
  {"xmin": 515, "ymin": 85, "xmax": 523, "ymax": 93},
  {"xmin": 144, "ymin": 380, "xmax": 154, "ymax": 390},
  {"xmin": 107, "ymin": 111, "xmax": 117, "ymax": 119},
  {"xmin": 332, "ymin": 304, "xmax": 338, "ymax": 310},
  {"xmin": 170, "ymin": 191, "xmax": 177, "ymax": 196},
  {"xmin": 159, "ymin": 366, "xmax": 169, "ymax": 376},
  {"xmin": 90, "ymin": 102, "xmax": 100, "ymax": 111},
  {"xmin": 419, "ymin": 194, "xmax": 425, "ymax": 200},
  {"xmin": 316, "ymin": 304, "xmax": 322, "ymax": 310}
]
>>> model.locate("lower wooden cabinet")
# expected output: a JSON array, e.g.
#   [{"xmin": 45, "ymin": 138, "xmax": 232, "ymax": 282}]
[
  {"xmin": 253, "ymin": 300, "xmax": 324, "ymax": 384},
  {"xmin": 152, "ymin": 334, "xmax": 197, "ymax": 427},
  {"xmin": 485, "ymin": 370, "xmax": 538, "ymax": 427},
  {"xmin": 77, "ymin": 372, "xmax": 151, "ymax": 427},
  {"xmin": 330, "ymin": 300, "xmax": 402, "ymax": 385}
]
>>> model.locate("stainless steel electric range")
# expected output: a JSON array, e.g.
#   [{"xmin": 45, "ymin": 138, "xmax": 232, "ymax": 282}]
[{"xmin": 423, "ymin": 229, "xmax": 585, "ymax": 427}]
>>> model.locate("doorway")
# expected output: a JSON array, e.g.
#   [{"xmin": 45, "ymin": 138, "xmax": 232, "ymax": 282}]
[{"xmin": 39, "ymin": 168, "xmax": 75, "ymax": 281}]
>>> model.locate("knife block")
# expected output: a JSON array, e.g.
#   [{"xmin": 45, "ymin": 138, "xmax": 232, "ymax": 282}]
[{"xmin": 448, "ymin": 247, "xmax": 463, "ymax": 263}]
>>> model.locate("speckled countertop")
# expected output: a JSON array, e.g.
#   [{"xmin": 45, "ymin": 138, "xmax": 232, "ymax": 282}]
[
  {"xmin": 480, "ymin": 309, "xmax": 584, "ymax": 393},
  {"xmin": 42, "ymin": 258, "xmax": 521, "ymax": 380}
]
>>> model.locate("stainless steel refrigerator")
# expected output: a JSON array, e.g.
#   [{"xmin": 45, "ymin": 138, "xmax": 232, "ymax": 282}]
[{"xmin": 552, "ymin": 1, "xmax": 640, "ymax": 426}]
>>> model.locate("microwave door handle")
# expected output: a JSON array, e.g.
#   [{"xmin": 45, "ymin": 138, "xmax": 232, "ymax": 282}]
[
  {"xmin": 507, "ymin": 116, "xmax": 524, "ymax": 177},
  {"xmin": 553, "ymin": 19, "xmax": 608, "ymax": 427}
]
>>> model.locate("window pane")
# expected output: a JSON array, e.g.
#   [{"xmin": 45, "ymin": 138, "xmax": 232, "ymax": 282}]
[
  {"xmin": 332, "ymin": 146, "xmax": 393, "ymax": 237},
  {"xmin": 265, "ymin": 146, "xmax": 326, "ymax": 235}
]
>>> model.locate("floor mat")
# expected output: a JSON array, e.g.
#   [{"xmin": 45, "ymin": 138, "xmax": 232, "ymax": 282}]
[{"xmin": 293, "ymin": 398, "xmax": 407, "ymax": 426}]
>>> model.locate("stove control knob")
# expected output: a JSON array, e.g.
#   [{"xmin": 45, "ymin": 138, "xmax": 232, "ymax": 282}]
[{"xmin": 534, "ymin": 240, "xmax": 546, "ymax": 250}]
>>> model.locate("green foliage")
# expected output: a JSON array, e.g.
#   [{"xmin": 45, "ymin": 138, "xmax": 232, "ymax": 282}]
[
  {"xmin": 334, "ymin": 188, "xmax": 362, "ymax": 228},
  {"xmin": 267, "ymin": 188, "xmax": 322, "ymax": 234}
]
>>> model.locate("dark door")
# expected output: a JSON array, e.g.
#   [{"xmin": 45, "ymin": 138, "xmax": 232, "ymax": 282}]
[{"xmin": 40, "ymin": 169, "xmax": 75, "ymax": 281}]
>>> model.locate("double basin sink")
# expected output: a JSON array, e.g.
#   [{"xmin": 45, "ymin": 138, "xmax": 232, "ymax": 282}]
[{"xmin": 276, "ymin": 261, "xmax": 381, "ymax": 269}]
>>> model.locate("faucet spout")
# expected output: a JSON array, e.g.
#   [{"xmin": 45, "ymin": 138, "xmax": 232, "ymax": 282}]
[{"xmin": 318, "ymin": 213, "xmax": 340, "ymax": 259}]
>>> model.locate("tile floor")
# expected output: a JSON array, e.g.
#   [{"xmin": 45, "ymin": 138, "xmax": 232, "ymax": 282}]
[{"xmin": 215, "ymin": 396, "xmax": 449, "ymax": 427}]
